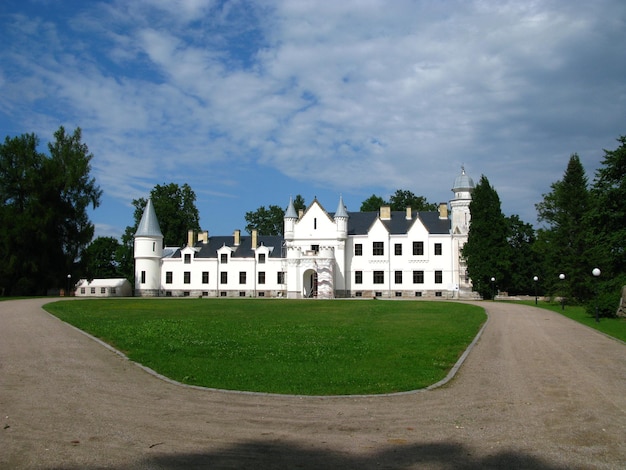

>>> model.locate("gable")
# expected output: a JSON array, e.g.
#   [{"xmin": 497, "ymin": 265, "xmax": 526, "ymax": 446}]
[{"xmin": 293, "ymin": 199, "xmax": 336, "ymax": 238}]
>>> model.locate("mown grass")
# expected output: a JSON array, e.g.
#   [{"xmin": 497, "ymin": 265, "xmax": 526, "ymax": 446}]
[
  {"xmin": 44, "ymin": 299, "xmax": 485, "ymax": 395},
  {"xmin": 516, "ymin": 300, "xmax": 626, "ymax": 343}
]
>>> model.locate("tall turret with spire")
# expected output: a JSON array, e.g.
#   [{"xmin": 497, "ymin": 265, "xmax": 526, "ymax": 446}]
[
  {"xmin": 134, "ymin": 198, "xmax": 163, "ymax": 296},
  {"xmin": 284, "ymin": 196, "xmax": 298, "ymax": 240},
  {"xmin": 334, "ymin": 195, "xmax": 348, "ymax": 239}
]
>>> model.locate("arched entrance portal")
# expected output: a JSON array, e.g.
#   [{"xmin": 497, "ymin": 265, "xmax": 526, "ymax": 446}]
[{"xmin": 303, "ymin": 269, "xmax": 318, "ymax": 298}]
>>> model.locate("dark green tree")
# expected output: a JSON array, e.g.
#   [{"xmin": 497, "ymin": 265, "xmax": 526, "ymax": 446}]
[
  {"xmin": 0, "ymin": 127, "xmax": 101, "ymax": 295},
  {"xmin": 587, "ymin": 135, "xmax": 626, "ymax": 315},
  {"xmin": 535, "ymin": 154, "xmax": 592, "ymax": 303},
  {"xmin": 245, "ymin": 205, "xmax": 285, "ymax": 235},
  {"xmin": 389, "ymin": 189, "xmax": 437, "ymax": 211},
  {"xmin": 81, "ymin": 236, "xmax": 122, "ymax": 279},
  {"xmin": 462, "ymin": 175, "xmax": 510, "ymax": 299},
  {"xmin": 504, "ymin": 214, "xmax": 538, "ymax": 295},
  {"xmin": 360, "ymin": 194, "xmax": 387, "ymax": 212},
  {"xmin": 244, "ymin": 195, "xmax": 306, "ymax": 236}
]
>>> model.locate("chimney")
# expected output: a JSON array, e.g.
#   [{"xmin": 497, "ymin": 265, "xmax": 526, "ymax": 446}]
[
  {"xmin": 298, "ymin": 209, "xmax": 304, "ymax": 219},
  {"xmin": 438, "ymin": 202, "xmax": 448, "ymax": 220},
  {"xmin": 252, "ymin": 229, "xmax": 258, "ymax": 248},
  {"xmin": 233, "ymin": 229, "xmax": 241, "ymax": 246},
  {"xmin": 198, "ymin": 231, "xmax": 209, "ymax": 244},
  {"xmin": 187, "ymin": 229, "xmax": 195, "ymax": 247},
  {"xmin": 380, "ymin": 206, "xmax": 391, "ymax": 220},
  {"xmin": 406, "ymin": 207, "xmax": 412, "ymax": 220}
]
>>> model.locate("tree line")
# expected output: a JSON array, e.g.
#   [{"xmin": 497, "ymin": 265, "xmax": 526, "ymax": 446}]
[
  {"xmin": 463, "ymin": 137, "xmax": 626, "ymax": 316},
  {"xmin": 1, "ymin": 126, "xmax": 624, "ymax": 316}
]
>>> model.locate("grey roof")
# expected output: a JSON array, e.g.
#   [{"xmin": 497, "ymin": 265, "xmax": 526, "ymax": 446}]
[
  {"xmin": 172, "ymin": 235, "xmax": 284, "ymax": 259},
  {"xmin": 135, "ymin": 199, "xmax": 163, "ymax": 237},
  {"xmin": 452, "ymin": 167, "xmax": 475, "ymax": 192},
  {"xmin": 340, "ymin": 210, "xmax": 450, "ymax": 235}
]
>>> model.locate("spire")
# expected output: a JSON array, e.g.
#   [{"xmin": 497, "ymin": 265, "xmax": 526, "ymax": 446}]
[
  {"xmin": 285, "ymin": 196, "xmax": 298, "ymax": 219},
  {"xmin": 334, "ymin": 195, "xmax": 349, "ymax": 219},
  {"xmin": 135, "ymin": 198, "xmax": 163, "ymax": 237}
]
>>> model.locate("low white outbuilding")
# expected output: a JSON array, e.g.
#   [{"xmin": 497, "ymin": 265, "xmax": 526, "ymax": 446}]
[{"xmin": 75, "ymin": 278, "xmax": 132, "ymax": 297}]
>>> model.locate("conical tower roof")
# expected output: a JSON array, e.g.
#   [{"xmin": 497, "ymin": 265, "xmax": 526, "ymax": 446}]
[
  {"xmin": 135, "ymin": 198, "xmax": 163, "ymax": 237},
  {"xmin": 334, "ymin": 195, "xmax": 349, "ymax": 218},
  {"xmin": 285, "ymin": 196, "xmax": 298, "ymax": 219}
]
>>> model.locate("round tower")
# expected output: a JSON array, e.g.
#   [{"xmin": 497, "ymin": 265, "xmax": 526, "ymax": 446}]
[
  {"xmin": 450, "ymin": 167, "xmax": 474, "ymax": 235},
  {"xmin": 334, "ymin": 195, "xmax": 348, "ymax": 239},
  {"xmin": 134, "ymin": 198, "xmax": 163, "ymax": 296},
  {"xmin": 284, "ymin": 196, "xmax": 298, "ymax": 241}
]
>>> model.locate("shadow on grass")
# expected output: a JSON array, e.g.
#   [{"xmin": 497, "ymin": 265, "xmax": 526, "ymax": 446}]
[{"xmin": 56, "ymin": 439, "xmax": 569, "ymax": 470}]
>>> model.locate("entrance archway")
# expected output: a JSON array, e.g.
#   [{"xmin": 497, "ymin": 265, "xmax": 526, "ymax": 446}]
[{"xmin": 302, "ymin": 269, "xmax": 317, "ymax": 298}]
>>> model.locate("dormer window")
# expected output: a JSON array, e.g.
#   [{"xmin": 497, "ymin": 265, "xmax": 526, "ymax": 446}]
[
  {"xmin": 220, "ymin": 253, "xmax": 228, "ymax": 264},
  {"xmin": 184, "ymin": 253, "xmax": 191, "ymax": 264},
  {"xmin": 258, "ymin": 253, "xmax": 266, "ymax": 264}
]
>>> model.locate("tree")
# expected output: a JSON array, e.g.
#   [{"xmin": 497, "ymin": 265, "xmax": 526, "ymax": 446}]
[
  {"xmin": 587, "ymin": 135, "xmax": 626, "ymax": 315},
  {"xmin": 0, "ymin": 127, "xmax": 101, "ymax": 295},
  {"xmin": 81, "ymin": 236, "xmax": 121, "ymax": 279},
  {"xmin": 118, "ymin": 183, "xmax": 201, "ymax": 282},
  {"xmin": 462, "ymin": 175, "xmax": 510, "ymax": 299},
  {"xmin": 244, "ymin": 195, "xmax": 306, "ymax": 236},
  {"xmin": 360, "ymin": 194, "xmax": 387, "ymax": 212},
  {"xmin": 535, "ymin": 154, "xmax": 592, "ymax": 303},
  {"xmin": 245, "ymin": 205, "xmax": 285, "ymax": 235},
  {"xmin": 388, "ymin": 189, "xmax": 437, "ymax": 211},
  {"xmin": 504, "ymin": 215, "xmax": 538, "ymax": 295}
]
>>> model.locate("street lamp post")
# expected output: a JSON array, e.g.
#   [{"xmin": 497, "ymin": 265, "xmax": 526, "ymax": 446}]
[
  {"xmin": 66, "ymin": 274, "xmax": 72, "ymax": 297},
  {"xmin": 533, "ymin": 276, "xmax": 539, "ymax": 305},
  {"xmin": 490, "ymin": 277, "xmax": 496, "ymax": 301},
  {"xmin": 559, "ymin": 273, "xmax": 565, "ymax": 310},
  {"xmin": 592, "ymin": 268, "xmax": 601, "ymax": 323}
]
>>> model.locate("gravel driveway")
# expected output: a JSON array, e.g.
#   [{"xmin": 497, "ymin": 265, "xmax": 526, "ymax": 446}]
[{"xmin": 1, "ymin": 298, "xmax": 624, "ymax": 469}]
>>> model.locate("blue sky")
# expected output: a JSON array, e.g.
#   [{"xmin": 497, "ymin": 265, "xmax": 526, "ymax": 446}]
[{"xmin": 1, "ymin": 0, "xmax": 625, "ymax": 240}]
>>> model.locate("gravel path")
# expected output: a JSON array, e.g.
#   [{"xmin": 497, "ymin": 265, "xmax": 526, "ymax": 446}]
[{"xmin": 1, "ymin": 298, "xmax": 624, "ymax": 469}]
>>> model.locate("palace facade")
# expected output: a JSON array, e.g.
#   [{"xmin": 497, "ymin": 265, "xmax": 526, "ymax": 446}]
[{"xmin": 134, "ymin": 168, "xmax": 476, "ymax": 299}]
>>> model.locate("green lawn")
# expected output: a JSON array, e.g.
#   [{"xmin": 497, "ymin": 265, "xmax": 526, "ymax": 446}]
[
  {"xmin": 515, "ymin": 300, "xmax": 626, "ymax": 343},
  {"xmin": 44, "ymin": 299, "xmax": 486, "ymax": 395}
]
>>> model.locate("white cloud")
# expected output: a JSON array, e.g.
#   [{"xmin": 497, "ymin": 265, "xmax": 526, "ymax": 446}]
[{"xmin": 1, "ymin": 0, "xmax": 625, "ymax": 233}]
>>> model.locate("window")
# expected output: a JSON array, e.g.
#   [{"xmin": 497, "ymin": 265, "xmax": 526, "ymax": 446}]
[
  {"xmin": 239, "ymin": 291, "xmax": 246, "ymax": 297},
  {"xmin": 435, "ymin": 291, "xmax": 443, "ymax": 297},
  {"xmin": 435, "ymin": 270, "xmax": 443, "ymax": 284},
  {"xmin": 183, "ymin": 291, "xmax": 190, "ymax": 297},
  {"xmin": 258, "ymin": 292, "xmax": 265, "ymax": 297},
  {"xmin": 355, "ymin": 271, "xmax": 363, "ymax": 284},
  {"xmin": 184, "ymin": 253, "xmax": 191, "ymax": 264},
  {"xmin": 220, "ymin": 291, "xmax": 227, "ymax": 297},
  {"xmin": 202, "ymin": 272, "xmax": 209, "ymax": 284},
  {"xmin": 415, "ymin": 291, "xmax": 422, "ymax": 297},
  {"xmin": 354, "ymin": 243, "xmax": 362, "ymax": 256},
  {"xmin": 184, "ymin": 272, "xmax": 191, "ymax": 284},
  {"xmin": 395, "ymin": 291, "xmax": 402, "ymax": 297},
  {"xmin": 258, "ymin": 253, "xmax": 266, "ymax": 264},
  {"xmin": 413, "ymin": 270, "xmax": 424, "ymax": 284},
  {"xmin": 277, "ymin": 272, "xmax": 285, "ymax": 284},
  {"xmin": 413, "ymin": 241, "xmax": 424, "ymax": 255},
  {"xmin": 239, "ymin": 272, "xmax": 247, "ymax": 284},
  {"xmin": 111, "ymin": 288, "xmax": 116, "ymax": 294},
  {"xmin": 80, "ymin": 288, "xmax": 85, "ymax": 294},
  {"xmin": 373, "ymin": 242, "xmax": 384, "ymax": 256},
  {"xmin": 91, "ymin": 287, "xmax": 96, "ymax": 294},
  {"xmin": 355, "ymin": 291, "xmax": 363, "ymax": 297},
  {"xmin": 152, "ymin": 242, "xmax": 156, "ymax": 252},
  {"xmin": 141, "ymin": 271, "xmax": 146, "ymax": 284},
  {"xmin": 220, "ymin": 272, "xmax": 227, "ymax": 284},
  {"xmin": 434, "ymin": 243, "xmax": 442, "ymax": 255},
  {"xmin": 395, "ymin": 271, "xmax": 402, "ymax": 284},
  {"xmin": 166, "ymin": 272, "xmax": 173, "ymax": 284},
  {"xmin": 395, "ymin": 244, "xmax": 402, "ymax": 255},
  {"xmin": 101, "ymin": 287, "xmax": 106, "ymax": 294},
  {"xmin": 258, "ymin": 271, "xmax": 266, "ymax": 284},
  {"xmin": 311, "ymin": 245, "xmax": 319, "ymax": 253},
  {"xmin": 220, "ymin": 253, "xmax": 228, "ymax": 263},
  {"xmin": 314, "ymin": 218, "xmax": 317, "ymax": 229},
  {"xmin": 373, "ymin": 271, "xmax": 384, "ymax": 284}
]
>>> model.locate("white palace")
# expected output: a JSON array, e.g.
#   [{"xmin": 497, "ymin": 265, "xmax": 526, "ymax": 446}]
[{"xmin": 134, "ymin": 168, "xmax": 476, "ymax": 299}]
